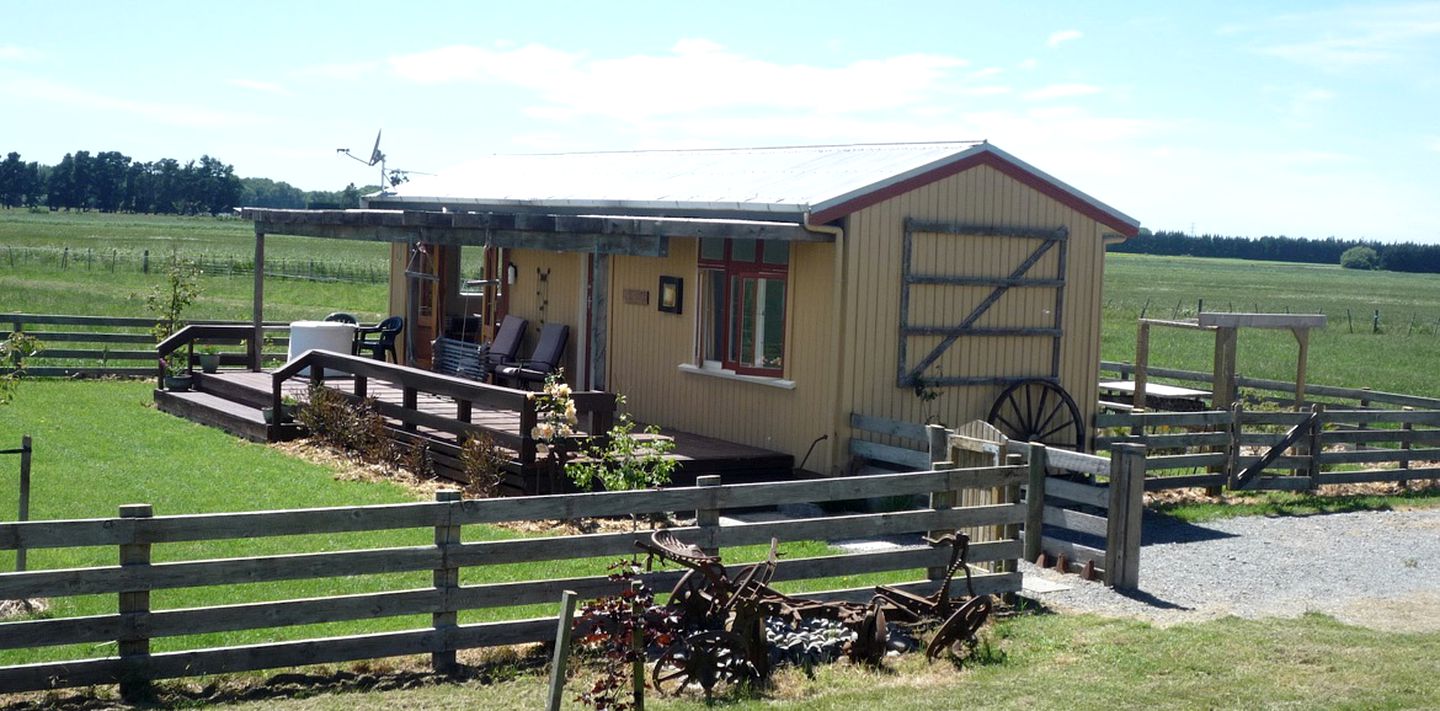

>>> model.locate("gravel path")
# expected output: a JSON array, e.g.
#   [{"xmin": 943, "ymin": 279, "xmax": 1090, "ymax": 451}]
[{"xmin": 1020, "ymin": 508, "xmax": 1440, "ymax": 631}]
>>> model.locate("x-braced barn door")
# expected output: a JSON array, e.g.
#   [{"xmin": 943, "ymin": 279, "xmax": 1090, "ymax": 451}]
[{"xmin": 897, "ymin": 219, "xmax": 1069, "ymax": 387}]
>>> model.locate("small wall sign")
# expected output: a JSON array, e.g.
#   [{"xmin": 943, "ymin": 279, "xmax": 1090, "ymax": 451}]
[
  {"xmin": 658, "ymin": 276, "xmax": 683, "ymax": 314},
  {"xmin": 623, "ymin": 288, "xmax": 650, "ymax": 306}
]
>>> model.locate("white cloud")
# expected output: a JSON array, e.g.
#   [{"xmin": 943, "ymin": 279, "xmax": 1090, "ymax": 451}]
[
  {"xmin": 1024, "ymin": 83, "xmax": 1103, "ymax": 100},
  {"xmin": 1425, "ymin": 136, "xmax": 1440, "ymax": 152},
  {"xmin": 0, "ymin": 45, "xmax": 36, "ymax": 61},
  {"xmin": 293, "ymin": 60, "xmax": 382, "ymax": 81},
  {"xmin": 0, "ymin": 77, "xmax": 266, "ymax": 128},
  {"xmin": 1047, "ymin": 30, "xmax": 1083, "ymax": 48},
  {"xmin": 386, "ymin": 40, "xmax": 970, "ymax": 120},
  {"xmin": 970, "ymin": 66, "xmax": 1003, "ymax": 78},
  {"xmin": 1259, "ymin": 3, "xmax": 1440, "ymax": 70},
  {"xmin": 227, "ymin": 79, "xmax": 291, "ymax": 96},
  {"xmin": 1017, "ymin": 58, "xmax": 1039, "ymax": 70}
]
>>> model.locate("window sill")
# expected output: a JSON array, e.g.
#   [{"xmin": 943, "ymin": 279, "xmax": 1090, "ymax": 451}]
[{"xmin": 678, "ymin": 363, "xmax": 796, "ymax": 390}]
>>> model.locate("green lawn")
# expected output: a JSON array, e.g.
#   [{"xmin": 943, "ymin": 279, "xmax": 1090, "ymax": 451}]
[
  {"xmin": 1103, "ymin": 253, "xmax": 1440, "ymax": 399},
  {"xmin": 0, "ymin": 380, "xmax": 893, "ymax": 668},
  {"xmin": 148, "ymin": 612, "xmax": 1440, "ymax": 710}
]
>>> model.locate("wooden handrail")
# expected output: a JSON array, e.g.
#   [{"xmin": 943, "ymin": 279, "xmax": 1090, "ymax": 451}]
[
  {"xmin": 156, "ymin": 324, "xmax": 277, "ymax": 386},
  {"xmin": 271, "ymin": 349, "xmax": 618, "ymax": 458}
]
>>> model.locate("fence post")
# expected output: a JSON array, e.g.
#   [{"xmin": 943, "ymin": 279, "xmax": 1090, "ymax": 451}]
[
  {"xmin": 630, "ymin": 579, "xmax": 646, "ymax": 711},
  {"xmin": 695, "ymin": 475, "xmax": 721, "ymax": 557},
  {"xmin": 1401, "ymin": 406, "xmax": 1414, "ymax": 486},
  {"xmin": 432, "ymin": 489, "xmax": 462, "ymax": 676},
  {"xmin": 118, "ymin": 503, "xmax": 153, "ymax": 701},
  {"xmin": 1227, "ymin": 402, "xmax": 1244, "ymax": 491},
  {"xmin": 15, "ymin": 435, "xmax": 31, "ymax": 572},
  {"xmin": 926, "ymin": 424, "xmax": 956, "ymax": 581},
  {"xmin": 1024, "ymin": 443, "xmax": 1047, "ymax": 563},
  {"xmin": 545, "ymin": 589, "xmax": 579, "ymax": 711},
  {"xmin": 142, "ymin": 249, "xmax": 149, "ymax": 274},
  {"xmin": 1305, "ymin": 403, "xmax": 1324, "ymax": 490},
  {"xmin": 1357, "ymin": 388, "xmax": 1371, "ymax": 451},
  {"xmin": 1104, "ymin": 445, "xmax": 1145, "ymax": 591}
]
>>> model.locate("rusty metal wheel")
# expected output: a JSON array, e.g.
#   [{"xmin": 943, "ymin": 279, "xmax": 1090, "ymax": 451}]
[
  {"xmin": 652, "ymin": 630, "xmax": 752, "ymax": 697},
  {"xmin": 925, "ymin": 595, "xmax": 992, "ymax": 662},
  {"xmin": 987, "ymin": 379, "xmax": 1085, "ymax": 451}
]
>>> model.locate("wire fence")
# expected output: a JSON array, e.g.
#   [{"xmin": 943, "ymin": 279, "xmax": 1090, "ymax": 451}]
[{"xmin": 0, "ymin": 244, "xmax": 386, "ymax": 284}]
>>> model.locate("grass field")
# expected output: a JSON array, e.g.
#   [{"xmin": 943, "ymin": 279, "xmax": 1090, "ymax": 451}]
[{"xmin": 1103, "ymin": 253, "xmax": 1440, "ymax": 398}]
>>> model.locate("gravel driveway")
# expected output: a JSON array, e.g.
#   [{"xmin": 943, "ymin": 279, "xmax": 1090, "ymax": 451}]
[{"xmin": 1020, "ymin": 508, "xmax": 1440, "ymax": 632}]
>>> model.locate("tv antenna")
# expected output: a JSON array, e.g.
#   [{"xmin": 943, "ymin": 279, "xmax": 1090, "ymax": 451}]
[{"xmin": 336, "ymin": 130, "xmax": 429, "ymax": 189}]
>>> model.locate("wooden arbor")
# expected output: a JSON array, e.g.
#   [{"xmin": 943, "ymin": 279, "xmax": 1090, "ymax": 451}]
[{"xmin": 1133, "ymin": 312, "xmax": 1327, "ymax": 411}]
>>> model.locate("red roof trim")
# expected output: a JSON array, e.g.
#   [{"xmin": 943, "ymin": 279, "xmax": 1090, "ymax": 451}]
[{"xmin": 809, "ymin": 150, "xmax": 1140, "ymax": 237}]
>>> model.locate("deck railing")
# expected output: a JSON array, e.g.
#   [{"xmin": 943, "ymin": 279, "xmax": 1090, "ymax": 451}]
[
  {"xmin": 0, "ymin": 466, "xmax": 1024, "ymax": 696},
  {"xmin": 272, "ymin": 349, "xmax": 617, "ymax": 468},
  {"xmin": 154, "ymin": 323, "xmax": 287, "ymax": 387}
]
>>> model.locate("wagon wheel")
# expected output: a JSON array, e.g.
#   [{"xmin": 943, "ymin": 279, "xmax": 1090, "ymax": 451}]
[
  {"xmin": 669, "ymin": 569, "xmax": 721, "ymax": 622},
  {"xmin": 925, "ymin": 595, "xmax": 992, "ymax": 662},
  {"xmin": 652, "ymin": 630, "xmax": 752, "ymax": 697},
  {"xmin": 987, "ymin": 379, "xmax": 1085, "ymax": 451}
]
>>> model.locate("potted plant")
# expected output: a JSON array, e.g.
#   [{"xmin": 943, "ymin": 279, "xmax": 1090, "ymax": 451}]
[
  {"xmin": 198, "ymin": 345, "xmax": 221, "ymax": 374},
  {"xmin": 263, "ymin": 395, "xmax": 299, "ymax": 424},
  {"xmin": 161, "ymin": 357, "xmax": 193, "ymax": 391}
]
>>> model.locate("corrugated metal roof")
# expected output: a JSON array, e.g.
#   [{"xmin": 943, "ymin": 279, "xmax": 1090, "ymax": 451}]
[
  {"xmin": 370, "ymin": 141, "xmax": 1140, "ymax": 235},
  {"xmin": 379, "ymin": 141, "xmax": 983, "ymax": 213}
]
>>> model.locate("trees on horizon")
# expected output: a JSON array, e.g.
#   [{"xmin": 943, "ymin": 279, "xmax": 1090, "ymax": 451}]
[
  {"xmin": 0, "ymin": 150, "xmax": 372, "ymax": 214},
  {"xmin": 1111, "ymin": 230, "xmax": 1440, "ymax": 275}
]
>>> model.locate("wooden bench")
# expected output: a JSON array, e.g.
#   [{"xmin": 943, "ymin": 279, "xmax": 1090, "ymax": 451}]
[
  {"xmin": 1099, "ymin": 380, "xmax": 1211, "ymax": 412},
  {"xmin": 431, "ymin": 337, "xmax": 487, "ymax": 380}
]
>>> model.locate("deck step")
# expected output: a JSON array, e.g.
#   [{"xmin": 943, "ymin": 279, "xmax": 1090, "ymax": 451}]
[
  {"xmin": 154, "ymin": 389, "xmax": 303, "ymax": 443},
  {"xmin": 195, "ymin": 370, "xmax": 274, "ymax": 408}
]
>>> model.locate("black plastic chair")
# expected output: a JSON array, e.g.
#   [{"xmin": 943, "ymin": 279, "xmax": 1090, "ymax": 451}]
[
  {"xmin": 323, "ymin": 312, "xmax": 359, "ymax": 325},
  {"xmin": 355, "ymin": 316, "xmax": 404, "ymax": 363},
  {"xmin": 495, "ymin": 323, "xmax": 569, "ymax": 389}
]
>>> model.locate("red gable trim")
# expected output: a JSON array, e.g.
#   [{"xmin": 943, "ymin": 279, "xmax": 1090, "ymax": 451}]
[{"xmin": 809, "ymin": 150, "xmax": 1140, "ymax": 237}]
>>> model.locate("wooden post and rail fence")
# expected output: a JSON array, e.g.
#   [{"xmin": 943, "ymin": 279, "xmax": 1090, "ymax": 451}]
[
  {"xmin": 2, "ymin": 314, "xmax": 291, "ymax": 378},
  {"xmin": 1097, "ymin": 406, "xmax": 1440, "ymax": 491},
  {"xmin": 0, "ymin": 464, "xmax": 1026, "ymax": 695},
  {"xmin": 2, "ymin": 436, "xmax": 31, "ymax": 573},
  {"xmin": 851, "ymin": 415, "xmax": 1147, "ymax": 590}
]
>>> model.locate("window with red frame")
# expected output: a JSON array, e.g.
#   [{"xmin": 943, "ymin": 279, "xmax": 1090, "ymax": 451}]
[{"xmin": 697, "ymin": 238, "xmax": 789, "ymax": 376}]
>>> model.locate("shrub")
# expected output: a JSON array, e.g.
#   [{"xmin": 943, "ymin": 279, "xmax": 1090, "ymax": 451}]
[
  {"xmin": 1340, "ymin": 245, "xmax": 1379, "ymax": 270},
  {"xmin": 459, "ymin": 433, "xmax": 506, "ymax": 498}
]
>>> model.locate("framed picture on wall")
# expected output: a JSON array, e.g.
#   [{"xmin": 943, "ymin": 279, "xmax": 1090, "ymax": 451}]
[{"xmin": 658, "ymin": 276, "xmax": 683, "ymax": 314}]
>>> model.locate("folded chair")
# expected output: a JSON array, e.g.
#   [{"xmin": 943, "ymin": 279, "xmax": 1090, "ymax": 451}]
[{"xmin": 494, "ymin": 323, "xmax": 569, "ymax": 389}]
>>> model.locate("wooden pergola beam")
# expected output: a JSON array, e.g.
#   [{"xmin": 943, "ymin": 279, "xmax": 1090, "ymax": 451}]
[{"xmin": 241, "ymin": 208, "xmax": 831, "ymax": 249}]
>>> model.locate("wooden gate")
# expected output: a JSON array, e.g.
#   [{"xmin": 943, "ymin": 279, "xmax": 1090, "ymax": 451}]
[{"xmin": 896, "ymin": 219, "xmax": 1068, "ymax": 387}]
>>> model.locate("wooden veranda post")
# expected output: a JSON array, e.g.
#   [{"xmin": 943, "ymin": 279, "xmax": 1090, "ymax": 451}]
[
  {"xmin": 1104, "ymin": 445, "xmax": 1145, "ymax": 591},
  {"xmin": 252, "ymin": 230, "xmax": 265, "ymax": 371},
  {"xmin": 432, "ymin": 489, "xmax": 462, "ymax": 676},
  {"xmin": 118, "ymin": 503, "xmax": 153, "ymax": 701},
  {"xmin": 1212, "ymin": 325, "xmax": 1238, "ymax": 409}
]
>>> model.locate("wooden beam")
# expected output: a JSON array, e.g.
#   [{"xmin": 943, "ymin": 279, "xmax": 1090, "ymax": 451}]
[{"xmin": 1197, "ymin": 312, "xmax": 1327, "ymax": 329}]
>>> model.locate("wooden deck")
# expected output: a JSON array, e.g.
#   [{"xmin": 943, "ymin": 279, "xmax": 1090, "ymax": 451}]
[{"xmin": 156, "ymin": 369, "xmax": 793, "ymax": 491}]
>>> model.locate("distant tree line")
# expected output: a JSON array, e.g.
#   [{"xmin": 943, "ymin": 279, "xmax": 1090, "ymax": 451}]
[
  {"xmin": 1110, "ymin": 230, "xmax": 1440, "ymax": 275},
  {"xmin": 0, "ymin": 150, "xmax": 374, "ymax": 214}
]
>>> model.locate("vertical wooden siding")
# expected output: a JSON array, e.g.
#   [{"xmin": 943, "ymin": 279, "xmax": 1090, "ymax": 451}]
[
  {"xmin": 503, "ymin": 249, "xmax": 584, "ymax": 378},
  {"xmin": 840, "ymin": 164, "xmax": 1108, "ymax": 452},
  {"xmin": 606, "ymin": 238, "xmax": 838, "ymax": 473}
]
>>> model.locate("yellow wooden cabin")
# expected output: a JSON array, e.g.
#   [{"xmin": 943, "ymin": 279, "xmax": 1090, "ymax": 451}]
[{"xmin": 247, "ymin": 141, "xmax": 1139, "ymax": 480}]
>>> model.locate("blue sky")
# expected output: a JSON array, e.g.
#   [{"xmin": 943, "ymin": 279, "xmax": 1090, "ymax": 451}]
[{"xmin": 3, "ymin": 1, "xmax": 1437, "ymax": 241}]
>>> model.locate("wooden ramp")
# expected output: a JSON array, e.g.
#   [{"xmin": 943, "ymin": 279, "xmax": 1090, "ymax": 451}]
[{"xmin": 156, "ymin": 369, "xmax": 793, "ymax": 493}]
